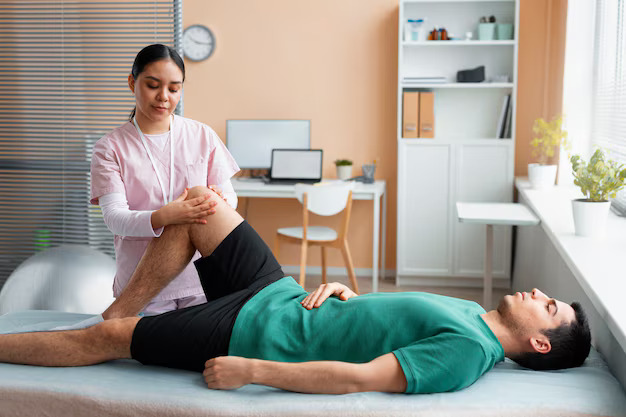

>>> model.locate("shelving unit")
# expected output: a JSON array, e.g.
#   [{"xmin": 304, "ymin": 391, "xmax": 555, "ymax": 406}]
[{"xmin": 396, "ymin": 0, "xmax": 519, "ymax": 287}]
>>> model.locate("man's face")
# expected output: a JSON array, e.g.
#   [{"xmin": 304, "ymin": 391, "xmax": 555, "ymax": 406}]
[{"xmin": 497, "ymin": 288, "xmax": 576, "ymax": 341}]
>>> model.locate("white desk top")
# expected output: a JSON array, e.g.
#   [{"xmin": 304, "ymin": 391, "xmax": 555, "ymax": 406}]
[
  {"xmin": 232, "ymin": 178, "xmax": 386, "ymax": 200},
  {"xmin": 456, "ymin": 202, "xmax": 540, "ymax": 226}
]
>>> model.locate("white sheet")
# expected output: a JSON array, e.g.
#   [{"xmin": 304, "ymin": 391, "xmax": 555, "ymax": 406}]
[{"xmin": 0, "ymin": 310, "xmax": 625, "ymax": 417}]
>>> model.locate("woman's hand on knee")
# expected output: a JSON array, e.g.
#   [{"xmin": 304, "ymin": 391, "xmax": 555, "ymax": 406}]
[{"xmin": 151, "ymin": 188, "xmax": 218, "ymax": 228}]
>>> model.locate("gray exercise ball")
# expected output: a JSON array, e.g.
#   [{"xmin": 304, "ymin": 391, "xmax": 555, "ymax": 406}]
[{"xmin": 0, "ymin": 244, "xmax": 116, "ymax": 315}]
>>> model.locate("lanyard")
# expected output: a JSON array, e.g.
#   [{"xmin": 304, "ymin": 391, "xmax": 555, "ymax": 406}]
[{"xmin": 133, "ymin": 115, "xmax": 175, "ymax": 207}]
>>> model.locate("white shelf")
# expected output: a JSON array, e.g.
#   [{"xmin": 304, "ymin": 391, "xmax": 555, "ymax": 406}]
[
  {"xmin": 403, "ymin": 40, "xmax": 515, "ymax": 46},
  {"xmin": 399, "ymin": 138, "xmax": 514, "ymax": 144},
  {"xmin": 401, "ymin": 82, "xmax": 513, "ymax": 88},
  {"xmin": 405, "ymin": 0, "xmax": 514, "ymax": 2}
]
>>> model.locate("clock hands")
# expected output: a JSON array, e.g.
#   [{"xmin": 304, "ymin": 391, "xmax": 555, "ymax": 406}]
[{"xmin": 187, "ymin": 35, "xmax": 211, "ymax": 45}]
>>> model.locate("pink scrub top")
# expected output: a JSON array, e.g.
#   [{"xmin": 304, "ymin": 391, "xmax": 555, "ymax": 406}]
[{"xmin": 90, "ymin": 115, "xmax": 239, "ymax": 301}]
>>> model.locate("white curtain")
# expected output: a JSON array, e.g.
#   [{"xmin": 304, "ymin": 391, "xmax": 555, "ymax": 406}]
[
  {"xmin": 558, "ymin": 0, "xmax": 597, "ymax": 185},
  {"xmin": 562, "ymin": 0, "xmax": 626, "ymax": 214}
]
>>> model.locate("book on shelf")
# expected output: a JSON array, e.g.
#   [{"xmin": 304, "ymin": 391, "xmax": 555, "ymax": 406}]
[{"xmin": 496, "ymin": 94, "xmax": 511, "ymax": 139}]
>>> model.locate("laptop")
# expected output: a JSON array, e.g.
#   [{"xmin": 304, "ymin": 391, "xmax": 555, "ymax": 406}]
[{"xmin": 265, "ymin": 149, "xmax": 323, "ymax": 184}]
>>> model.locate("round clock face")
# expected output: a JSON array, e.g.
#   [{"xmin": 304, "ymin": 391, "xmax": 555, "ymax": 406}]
[{"xmin": 182, "ymin": 25, "xmax": 215, "ymax": 61}]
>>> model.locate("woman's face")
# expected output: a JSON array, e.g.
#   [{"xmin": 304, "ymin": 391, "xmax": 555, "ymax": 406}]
[{"xmin": 128, "ymin": 58, "xmax": 183, "ymax": 125}]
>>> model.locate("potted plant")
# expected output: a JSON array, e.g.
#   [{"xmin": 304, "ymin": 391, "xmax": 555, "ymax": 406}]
[
  {"xmin": 528, "ymin": 115, "xmax": 568, "ymax": 189},
  {"xmin": 570, "ymin": 149, "xmax": 626, "ymax": 237},
  {"xmin": 334, "ymin": 159, "xmax": 353, "ymax": 180}
]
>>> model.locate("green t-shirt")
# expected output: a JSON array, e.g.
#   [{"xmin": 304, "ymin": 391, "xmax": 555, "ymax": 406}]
[{"xmin": 229, "ymin": 277, "xmax": 504, "ymax": 394}]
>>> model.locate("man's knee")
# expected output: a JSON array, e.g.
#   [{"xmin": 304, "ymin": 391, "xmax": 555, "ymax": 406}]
[
  {"xmin": 89, "ymin": 317, "xmax": 139, "ymax": 348},
  {"xmin": 187, "ymin": 185, "xmax": 217, "ymax": 200}
]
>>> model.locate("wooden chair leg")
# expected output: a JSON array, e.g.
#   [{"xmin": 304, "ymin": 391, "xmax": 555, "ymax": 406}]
[
  {"xmin": 321, "ymin": 246, "xmax": 327, "ymax": 284},
  {"xmin": 299, "ymin": 240, "xmax": 308, "ymax": 288},
  {"xmin": 340, "ymin": 239, "xmax": 359, "ymax": 294},
  {"xmin": 274, "ymin": 234, "xmax": 281, "ymax": 263}
]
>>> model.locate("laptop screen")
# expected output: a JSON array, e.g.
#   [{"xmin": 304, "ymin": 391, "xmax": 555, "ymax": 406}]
[{"xmin": 270, "ymin": 149, "xmax": 322, "ymax": 180}]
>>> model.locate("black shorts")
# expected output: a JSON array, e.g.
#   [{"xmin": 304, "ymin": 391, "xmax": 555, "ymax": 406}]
[{"xmin": 130, "ymin": 220, "xmax": 284, "ymax": 372}]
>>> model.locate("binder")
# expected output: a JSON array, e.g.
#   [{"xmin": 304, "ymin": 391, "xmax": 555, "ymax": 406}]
[
  {"xmin": 419, "ymin": 91, "xmax": 434, "ymax": 138},
  {"xmin": 402, "ymin": 91, "xmax": 419, "ymax": 138},
  {"xmin": 497, "ymin": 94, "xmax": 511, "ymax": 138},
  {"xmin": 503, "ymin": 99, "xmax": 513, "ymax": 139}
]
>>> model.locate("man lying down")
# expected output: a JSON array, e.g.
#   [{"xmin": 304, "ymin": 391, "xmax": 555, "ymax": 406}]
[{"xmin": 0, "ymin": 186, "xmax": 591, "ymax": 394}]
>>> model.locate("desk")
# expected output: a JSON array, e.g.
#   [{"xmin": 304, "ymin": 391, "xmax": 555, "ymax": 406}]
[
  {"xmin": 456, "ymin": 202, "xmax": 540, "ymax": 308},
  {"xmin": 232, "ymin": 179, "xmax": 387, "ymax": 292}
]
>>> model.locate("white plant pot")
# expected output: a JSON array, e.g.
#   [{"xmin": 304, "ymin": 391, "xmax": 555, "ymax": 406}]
[
  {"xmin": 571, "ymin": 199, "xmax": 611, "ymax": 238},
  {"xmin": 336, "ymin": 165, "xmax": 352, "ymax": 180},
  {"xmin": 528, "ymin": 164, "xmax": 558, "ymax": 189}
]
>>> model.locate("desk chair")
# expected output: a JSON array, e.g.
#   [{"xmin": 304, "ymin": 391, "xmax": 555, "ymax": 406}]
[{"xmin": 274, "ymin": 183, "xmax": 359, "ymax": 294}]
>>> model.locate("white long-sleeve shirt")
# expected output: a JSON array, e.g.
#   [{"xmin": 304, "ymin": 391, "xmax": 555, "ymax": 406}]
[{"xmin": 99, "ymin": 181, "xmax": 238, "ymax": 237}]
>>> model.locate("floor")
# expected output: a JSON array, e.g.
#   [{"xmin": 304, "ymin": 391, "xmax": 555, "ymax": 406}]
[{"xmin": 300, "ymin": 274, "xmax": 511, "ymax": 311}]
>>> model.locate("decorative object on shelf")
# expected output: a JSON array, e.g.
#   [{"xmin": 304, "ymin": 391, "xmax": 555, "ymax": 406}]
[
  {"xmin": 478, "ymin": 15, "xmax": 496, "ymax": 40},
  {"xmin": 528, "ymin": 115, "xmax": 568, "ymax": 189},
  {"xmin": 456, "ymin": 65, "xmax": 485, "ymax": 83},
  {"xmin": 182, "ymin": 24, "xmax": 215, "ymax": 62},
  {"xmin": 570, "ymin": 149, "xmax": 626, "ymax": 238},
  {"xmin": 497, "ymin": 23, "xmax": 514, "ymax": 40},
  {"xmin": 334, "ymin": 159, "xmax": 353, "ymax": 180},
  {"xmin": 465, "ymin": 31, "xmax": 473, "ymax": 41}
]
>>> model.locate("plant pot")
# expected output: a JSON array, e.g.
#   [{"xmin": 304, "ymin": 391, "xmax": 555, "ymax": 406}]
[
  {"xmin": 528, "ymin": 163, "xmax": 557, "ymax": 189},
  {"xmin": 336, "ymin": 165, "xmax": 352, "ymax": 180},
  {"xmin": 571, "ymin": 199, "xmax": 611, "ymax": 238}
]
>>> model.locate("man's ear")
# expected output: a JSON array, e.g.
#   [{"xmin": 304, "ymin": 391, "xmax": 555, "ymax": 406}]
[
  {"xmin": 530, "ymin": 336, "xmax": 551, "ymax": 354},
  {"xmin": 128, "ymin": 74, "xmax": 135, "ymax": 93}
]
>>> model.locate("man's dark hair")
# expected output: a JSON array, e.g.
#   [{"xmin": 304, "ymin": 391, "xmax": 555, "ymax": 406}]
[{"xmin": 513, "ymin": 302, "xmax": 591, "ymax": 370}]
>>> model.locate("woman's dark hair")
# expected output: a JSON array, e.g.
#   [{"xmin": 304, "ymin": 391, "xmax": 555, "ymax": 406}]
[
  {"xmin": 513, "ymin": 302, "xmax": 591, "ymax": 370},
  {"xmin": 128, "ymin": 44, "xmax": 185, "ymax": 120}
]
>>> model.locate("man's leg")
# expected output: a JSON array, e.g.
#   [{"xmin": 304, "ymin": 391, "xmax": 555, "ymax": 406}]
[
  {"xmin": 0, "ymin": 317, "xmax": 139, "ymax": 366},
  {"xmin": 103, "ymin": 186, "xmax": 244, "ymax": 319}
]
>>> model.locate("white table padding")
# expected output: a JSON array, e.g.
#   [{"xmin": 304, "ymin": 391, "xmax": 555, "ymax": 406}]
[{"xmin": 0, "ymin": 310, "xmax": 625, "ymax": 417}]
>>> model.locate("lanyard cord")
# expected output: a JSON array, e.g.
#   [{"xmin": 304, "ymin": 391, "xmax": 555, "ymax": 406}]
[{"xmin": 133, "ymin": 115, "xmax": 175, "ymax": 207}]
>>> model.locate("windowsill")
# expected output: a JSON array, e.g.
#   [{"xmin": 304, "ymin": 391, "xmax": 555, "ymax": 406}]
[{"xmin": 515, "ymin": 177, "xmax": 626, "ymax": 351}]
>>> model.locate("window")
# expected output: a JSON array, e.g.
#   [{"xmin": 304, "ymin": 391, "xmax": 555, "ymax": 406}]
[
  {"xmin": 0, "ymin": 1, "xmax": 183, "ymax": 287},
  {"xmin": 592, "ymin": 0, "xmax": 626, "ymax": 213}
]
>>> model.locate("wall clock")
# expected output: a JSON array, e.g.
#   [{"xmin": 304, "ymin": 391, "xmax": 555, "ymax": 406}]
[{"xmin": 182, "ymin": 25, "xmax": 215, "ymax": 61}]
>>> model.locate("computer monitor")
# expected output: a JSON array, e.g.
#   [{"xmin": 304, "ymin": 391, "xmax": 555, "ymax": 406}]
[{"xmin": 226, "ymin": 120, "xmax": 310, "ymax": 169}]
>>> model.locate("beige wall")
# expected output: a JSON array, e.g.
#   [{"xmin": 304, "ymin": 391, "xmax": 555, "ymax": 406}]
[
  {"xmin": 183, "ymin": 0, "xmax": 567, "ymax": 271},
  {"xmin": 516, "ymin": 0, "xmax": 567, "ymax": 173}
]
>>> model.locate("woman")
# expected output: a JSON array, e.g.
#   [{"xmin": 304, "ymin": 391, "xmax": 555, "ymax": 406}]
[{"xmin": 90, "ymin": 44, "xmax": 239, "ymax": 315}]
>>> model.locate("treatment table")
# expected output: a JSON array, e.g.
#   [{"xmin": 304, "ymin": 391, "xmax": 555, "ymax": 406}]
[{"xmin": 1, "ymin": 310, "xmax": 625, "ymax": 417}]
